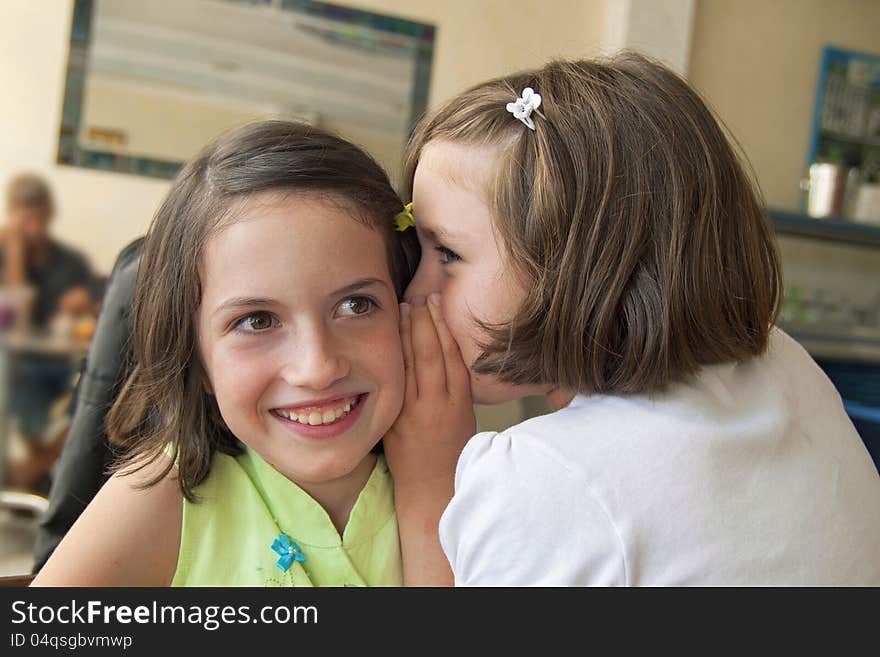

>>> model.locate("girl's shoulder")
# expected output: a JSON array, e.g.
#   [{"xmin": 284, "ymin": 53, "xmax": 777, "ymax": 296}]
[
  {"xmin": 32, "ymin": 456, "xmax": 183, "ymax": 586},
  {"xmin": 441, "ymin": 428, "xmax": 625, "ymax": 585}
]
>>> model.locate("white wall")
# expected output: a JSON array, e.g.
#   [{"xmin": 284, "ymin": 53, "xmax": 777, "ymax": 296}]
[
  {"xmin": 605, "ymin": 0, "xmax": 696, "ymax": 75},
  {"xmin": 14, "ymin": 1, "xmax": 872, "ymax": 279},
  {"xmin": 345, "ymin": 0, "xmax": 610, "ymax": 106},
  {"xmin": 688, "ymin": 0, "xmax": 880, "ymax": 212},
  {"xmin": 0, "ymin": 0, "xmax": 611, "ymax": 275}
]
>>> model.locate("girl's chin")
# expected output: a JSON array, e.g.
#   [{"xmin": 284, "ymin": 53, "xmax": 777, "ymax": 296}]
[{"xmin": 285, "ymin": 452, "xmax": 379, "ymax": 488}]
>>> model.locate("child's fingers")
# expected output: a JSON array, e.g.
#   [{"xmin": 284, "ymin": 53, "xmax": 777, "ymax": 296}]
[
  {"xmin": 426, "ymin": 293, "xmax": 471, "ymax": 400},
  {"xmin": 399, "ymin": 303, "xmax": 418, "ymax": 401},
  {"xmin": 409, "ymin": 299, "xmax": 447, "ymax": 399}
]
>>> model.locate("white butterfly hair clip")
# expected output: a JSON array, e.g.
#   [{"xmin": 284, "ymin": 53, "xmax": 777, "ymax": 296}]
[{"xmin": 506, "ymin": 87, "xmax": 546, "ymax": 131}]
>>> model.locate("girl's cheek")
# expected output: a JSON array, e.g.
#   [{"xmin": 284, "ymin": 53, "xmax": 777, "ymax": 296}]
[
  {"xmin": 355, "ymin": 319, "xmax": 404, "ymax": 374},
  {"xmin": 360, "ymin": 314, "xmax": 402, "ymax": 347},
  {"xmin": 440, "ymin": 296, "xmax": 476, "ymax": 366},
  {"xmin": 212, "ymin": 347, "xmax": 268, "ymax": 390}
]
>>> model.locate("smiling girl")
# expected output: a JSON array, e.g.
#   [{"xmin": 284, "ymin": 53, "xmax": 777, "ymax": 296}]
[{"xmin": 33, "ymin": 121, "xmax": 430, "ymax": 586}]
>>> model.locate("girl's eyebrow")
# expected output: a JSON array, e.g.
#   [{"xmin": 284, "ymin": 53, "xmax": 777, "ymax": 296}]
[
  {"xmin": 213, "ymin": 297, "xmax": 276, "ymax": 317},
  {"xmin": 331, "ymin": 277, "xmax": 389, "ymax": 297},
  {"xmin": 418, "ymin": 221, "xmax": 463, "ymax": 245},
  {"xmin": 213, "ymin": 279, "xmax": 389, "ymax": 317}
]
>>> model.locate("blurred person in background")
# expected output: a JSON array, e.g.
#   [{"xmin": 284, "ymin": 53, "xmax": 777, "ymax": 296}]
[{"xmin": 1, "ymin": 173, "xmax": 101, "ymax": 490}]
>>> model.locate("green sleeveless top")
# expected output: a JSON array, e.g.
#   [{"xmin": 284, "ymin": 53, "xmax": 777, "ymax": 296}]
[{"xmin": 171, "ymin": 447, "xmax": 402, "ymax": 587}]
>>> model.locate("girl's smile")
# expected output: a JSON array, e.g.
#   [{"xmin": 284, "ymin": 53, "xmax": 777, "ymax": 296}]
[{"xmin": 270, "ymin": 392, "xmax": 368, "ymax": 438}]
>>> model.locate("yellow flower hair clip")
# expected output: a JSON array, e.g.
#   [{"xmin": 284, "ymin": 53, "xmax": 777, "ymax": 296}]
[{"xmin": 394, "ymin": 202, "xmax": 415, "ymax": 232}]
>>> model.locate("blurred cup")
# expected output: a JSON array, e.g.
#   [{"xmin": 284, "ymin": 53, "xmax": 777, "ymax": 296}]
[
  {"xmin": 0, "ymin": 285, "xmax": 35, "ymax": 333},
  {"xmin": 851, "ymin": 183, "xmax": 880, "ymax": 225},
  {"xmin": 803, "ymin": 163, "xmax": 859, "ymax": 219},
  {"xmin": 50, "ymin": 311, "xmax": 74, "ymax": 339},
  {"xmin": 73, "ymin": 315, "xmax": 96, "ymax": 341}
]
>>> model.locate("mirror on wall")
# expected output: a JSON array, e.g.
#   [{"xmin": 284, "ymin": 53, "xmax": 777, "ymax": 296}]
[{"xmin": 57, "ymin": 0, "xmax": 435, "ymax": 185}]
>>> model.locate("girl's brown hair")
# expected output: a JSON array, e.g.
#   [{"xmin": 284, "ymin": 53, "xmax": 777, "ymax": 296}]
[
  {"xmin": 404, "ymin": 51, "xmax": 782, "ymax": 395},
  {"xmin": 108, "ymin": 120, "xmax": 417, "ymax": 499}
]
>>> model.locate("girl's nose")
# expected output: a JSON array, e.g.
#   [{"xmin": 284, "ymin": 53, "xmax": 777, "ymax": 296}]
[{"xmin": 280, "ymin": 329, "xmax": 350, "ymax": 391}]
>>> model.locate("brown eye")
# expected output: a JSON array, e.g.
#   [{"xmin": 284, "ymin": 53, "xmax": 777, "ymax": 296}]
[
  {"xmin": 337, "ymin": 296, "xmax": 374, "ymax": 317},
  {"xmin": 237, "ymin": 311, "xmax": 275, "ymax": 331}
]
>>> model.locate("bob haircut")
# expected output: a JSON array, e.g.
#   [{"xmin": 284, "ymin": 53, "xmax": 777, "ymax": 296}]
[
  {"xmin": 108, "ymin": 120, "xmax": 418, "ymax": 500},
  {"xmin": 403, "ymin": 52, "xmax": 783, "ymax": 395}
]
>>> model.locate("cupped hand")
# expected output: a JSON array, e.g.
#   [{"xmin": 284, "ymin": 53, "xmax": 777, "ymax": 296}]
[
  {"xmin": 383, "ymin": 293, "xmax": 475, "ymax": 585},
  {"xmin": 384, "ymin": 293, "xmax": 476, "ymax": 491}
]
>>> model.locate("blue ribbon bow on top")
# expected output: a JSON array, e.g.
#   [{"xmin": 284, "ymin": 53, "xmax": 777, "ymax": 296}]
[{"xmin": 271, "ymin": 534, "xmax": 307, "ymax": 573}]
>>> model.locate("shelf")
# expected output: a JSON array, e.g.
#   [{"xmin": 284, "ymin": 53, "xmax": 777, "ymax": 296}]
[
  {"xmin": 820, "ymin": 130, "xmax": 880, "ymax": 148},
  {"xmin": 768, "ymin": 209, "xmax": 880, "ymax": 248}
]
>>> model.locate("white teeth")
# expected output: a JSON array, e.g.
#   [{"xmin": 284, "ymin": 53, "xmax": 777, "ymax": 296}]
[{"xmin": 276, "ymin": 395, "xmax": 360, "ymax": 426}]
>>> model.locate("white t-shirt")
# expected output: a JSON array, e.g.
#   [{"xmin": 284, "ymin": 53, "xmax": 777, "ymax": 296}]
[{"xmin": 439, "ymin": 329, "xmax": 880, "ymax": 585}]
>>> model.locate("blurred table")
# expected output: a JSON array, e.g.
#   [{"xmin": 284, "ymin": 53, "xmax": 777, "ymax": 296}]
[{"xmin": 0, "ymin": 331, "xmax": 88, "ymax": 489}]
